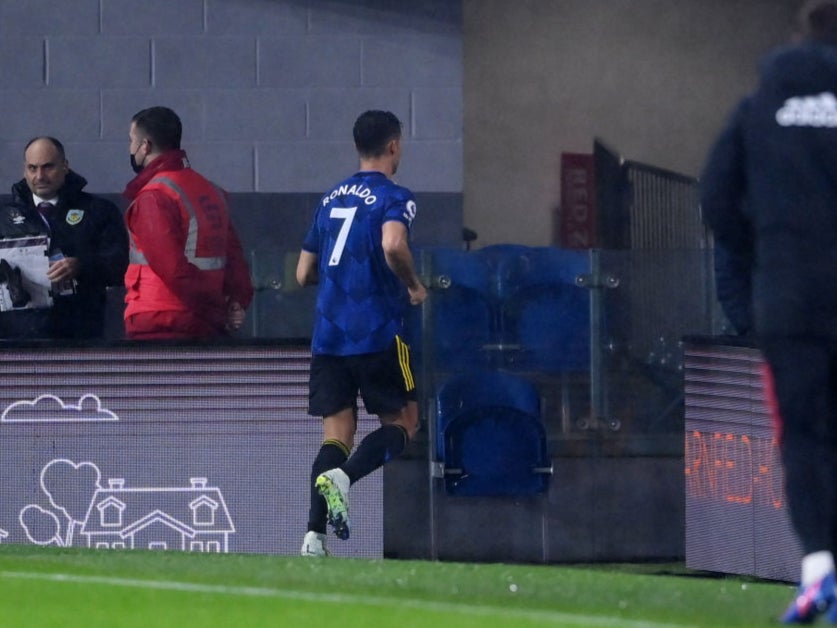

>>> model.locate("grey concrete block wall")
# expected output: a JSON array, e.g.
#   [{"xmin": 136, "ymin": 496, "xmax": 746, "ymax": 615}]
[
  {"xmin": 49, "ymin": 38, "xmax": 151, "ymax": 88},
  {"xmin": 0, "ymin": 0, "xmax": 463, "ymax": 196},
  {"xmin": 259, "ymin": 37, "xmax": 362, "ymax": 87},
  {"xmin": 205, "ymin": 0, "xmax": 309, "ymax": 36},
  {"xmin": 0, "ymin": 39, "xmax": 45, "ymax": 87},
  {"xmin": 1, "ymin": 91, "xmax": 101, "ymax": 142},
  {"xmin": 156, "ymin": 37, "xmax": 259, "ymax": 88},
  {"xmin": 102, "ymin": 0, "xmax": 206, "ymax": 35},
  {"xmin": 0, "ymin": 1, "xmax": 100, "ymax": 35}
]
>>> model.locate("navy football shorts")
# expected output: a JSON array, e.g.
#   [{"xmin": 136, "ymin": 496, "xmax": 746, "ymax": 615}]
[{"xmin": 308, "ymin": 336, "xmax": 417, "ymax": 418}]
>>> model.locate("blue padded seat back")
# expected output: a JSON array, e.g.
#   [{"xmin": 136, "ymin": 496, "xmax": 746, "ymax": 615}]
[
  {"xmin": 419, "ymin": 248, "xmax": 498, "ymax": 371},
  {"xmin": 497, "ymin": 247, "xmax": 591, "ymax": 372},
  {"xmin": 473, "ymin": 244, "xmax": 532, "ymax": 286},
  {"xmin": 472, "ymin": 244, "xmax": 531, "ymax": 344},
  {"xmin": 444, "ymin": 407, "xmax": 549, "ymax": 496},
  {"xmin": 496, "ymin": 246, "xmax": 590, "ymax": 296},
  {"xmin": 436, "ymin": 370, "xmax": 540, "ymax": 456},
  {"xmin": 436, "ymin": 371, "xmax": 549, "ymax": 496}
]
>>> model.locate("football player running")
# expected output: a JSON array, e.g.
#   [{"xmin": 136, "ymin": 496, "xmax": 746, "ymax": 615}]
[{"xmin": 296, "ymin": 110, "xmax": 427, "ymax": 556}]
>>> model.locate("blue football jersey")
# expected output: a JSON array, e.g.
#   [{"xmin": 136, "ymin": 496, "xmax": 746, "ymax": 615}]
[{"xmin": 302, "ymin": 171, "xmax": 418, "ymax": 356}]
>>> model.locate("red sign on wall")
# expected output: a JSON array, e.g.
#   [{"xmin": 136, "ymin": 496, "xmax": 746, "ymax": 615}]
[{"xmin": 558, "ymin": 153, "xmax": 596, "ymax": 249}]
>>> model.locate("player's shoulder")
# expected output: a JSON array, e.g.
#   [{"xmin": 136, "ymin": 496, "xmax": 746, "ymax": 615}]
[
  {"xmin": 378, "ymin": 180, "xmax": 417, "ymax": 226},
  {"xmin": 377, "ymin": 178, "xmax": 415, "ymax": 204}
]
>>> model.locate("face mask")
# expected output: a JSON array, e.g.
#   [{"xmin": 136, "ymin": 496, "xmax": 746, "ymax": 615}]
[{"xmin": 130, "ymin": 151, "xmax": 143, "ymax": 174}]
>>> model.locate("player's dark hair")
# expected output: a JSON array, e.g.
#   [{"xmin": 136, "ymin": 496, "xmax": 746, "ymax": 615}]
[
  {"xmin": 353, "ymin": 110, "xmax": 402, "ymax": 158},
  {"xmin": 800, "ymin": 1, "xmax": 837, "ymax": 44},
  {"xmin": 24, "ymin": 136, "xmax": 66, "ymax": 161},
  {"xmin": 131, "ymin": 106, "xmax": 182, "ymax": 151}
]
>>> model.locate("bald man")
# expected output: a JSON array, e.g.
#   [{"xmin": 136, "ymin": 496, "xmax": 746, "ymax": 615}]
[{"xmin": 0, "ymin": 137, "xmax": 128, "ymax": 339}]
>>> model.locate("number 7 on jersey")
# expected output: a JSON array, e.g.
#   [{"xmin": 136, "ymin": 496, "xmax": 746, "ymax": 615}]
[{"xmin": 328, "ymin": 206, "xmax": 357, "ymax": 266}]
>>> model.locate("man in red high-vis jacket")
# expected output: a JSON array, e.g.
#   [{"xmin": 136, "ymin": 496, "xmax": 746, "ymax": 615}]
[{"xmin": 123, "ymin": 106, "xmax": 253, "ymax": 339}]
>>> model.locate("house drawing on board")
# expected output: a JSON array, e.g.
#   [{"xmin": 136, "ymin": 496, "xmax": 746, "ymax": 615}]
[{"xmin": 80, "ymin": 477, "xmax": 234, "ymax": 552}]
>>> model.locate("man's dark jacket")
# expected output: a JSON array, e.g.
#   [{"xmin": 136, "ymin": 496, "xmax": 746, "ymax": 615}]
[
  {"xmin": 701, "ymin": 41, "xmax": 837, "ymax": 340},
  {"xmin": 0, "ymin": 171, "xmax": 129, "ymax": 339}
]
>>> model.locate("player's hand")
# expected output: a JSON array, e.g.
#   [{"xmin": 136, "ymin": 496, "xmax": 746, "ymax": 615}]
[{"xmin": 408, "ymin": 283, "xmax": 428, "ymax": 306}]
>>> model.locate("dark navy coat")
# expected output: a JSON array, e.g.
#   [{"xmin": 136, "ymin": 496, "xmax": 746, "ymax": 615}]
[
  {"xmin": 701, "ymin": 42, "xmax": 837, "ymax": 339},
  {"xmin": 0, "ymin": 171, "xmax": 129, "ymax": 338}
]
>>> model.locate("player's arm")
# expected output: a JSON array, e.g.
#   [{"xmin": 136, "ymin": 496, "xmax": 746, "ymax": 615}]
[
  {"xmin": 296, "ymin": 249, "xmax": 319, "ymax": 287},
  {"xmin": 382, "ymin": 220, "xmax": 427, "ymax": 305}
]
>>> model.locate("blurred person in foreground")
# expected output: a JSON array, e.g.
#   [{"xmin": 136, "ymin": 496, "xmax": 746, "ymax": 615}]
[
  {"xmin": 0, "ymin": 136, "xmax": 128, "ymax": 339},
  {"xmin": 296, "ymin": 110, "xmax": 427, "ymax": 556},
  {"xmin": 700, "ymin": 1, "xmax": 837, "ymax": 622},
  {"xmin": 123, "ymin": 106, "xmax": 252, "ymax": 339}
]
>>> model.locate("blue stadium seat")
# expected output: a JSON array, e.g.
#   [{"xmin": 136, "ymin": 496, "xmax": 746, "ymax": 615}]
[
  {"xmin": 471, "ymin": 243, "xmax": 532, "ymax": 347},
  {"xmin": 414, "ymin": 248, "xmax": 498, "ymax": 371},
  {"xmin": 435, "ymin": 371, "xmax": 551, "ymax": 496},
  {"xmin": 496, "ymin": 246, "xmax": 591, "ymax": 372},
  {"xmin": 473, "ymin": 243, "xmax": 532, "ymax": 279}
]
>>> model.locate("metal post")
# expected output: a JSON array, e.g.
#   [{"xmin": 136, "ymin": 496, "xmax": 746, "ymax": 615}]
[
  {"xmin": 575, "ymin": 249, "xmax": 620, "ymax": 431},
  {"xmin": 419, "ymin": 249, "xmax": 439, "ymax": 561},
  {"xmin": 589, "ymin": 249, "xmax": 605, "ymax": 426}
]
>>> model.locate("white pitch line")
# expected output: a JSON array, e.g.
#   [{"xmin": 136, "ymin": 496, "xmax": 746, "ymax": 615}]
[{"xmin": 0, "ymin": 570, "xmax": 693, "ymax": 628}]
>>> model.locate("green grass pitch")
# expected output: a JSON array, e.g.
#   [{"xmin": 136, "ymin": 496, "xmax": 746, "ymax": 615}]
[{"xmin": 0, "ymin": 545, "xmax": 795, "ymax": 627}]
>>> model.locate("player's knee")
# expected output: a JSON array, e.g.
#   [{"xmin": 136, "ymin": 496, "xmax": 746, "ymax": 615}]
[
  {"xmin": 323, "ymin": 408, "xmax": 358, "ymax": 446},
  {"xmin": 381, "ymin": 404, "xmax": 419, "ymax": 440},
  {"xmin": 399, "ymin": 402, "xmax": 420, "ymax": 439},
  {"xmin": 400, "ymin": 418, "xmax": 418, "ymax": 441}
]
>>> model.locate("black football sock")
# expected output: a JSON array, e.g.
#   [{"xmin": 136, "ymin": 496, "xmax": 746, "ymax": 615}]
[
  {"xmin": 307, "ymin": 439, "xmax": 349, "ymax": 534},
  {"xmin": 342, "ymin": 424, "xmax": 408, "ymax": 484}
]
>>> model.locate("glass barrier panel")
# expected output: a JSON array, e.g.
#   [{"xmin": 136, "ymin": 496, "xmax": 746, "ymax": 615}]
[{"xmin": 247, "ymin": 248, "xmax": 315, "ymax": 339}]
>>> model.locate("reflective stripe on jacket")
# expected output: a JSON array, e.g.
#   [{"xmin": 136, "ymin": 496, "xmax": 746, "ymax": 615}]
[{"xmin": 124, "ymin": 169, "xmax": 229, "ymax": 318}]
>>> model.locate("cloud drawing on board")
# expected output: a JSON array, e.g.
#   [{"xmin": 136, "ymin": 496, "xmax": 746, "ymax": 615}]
[{"xmin": 1, "ymin": 394, "xmax": 119, "ymax": 423}]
